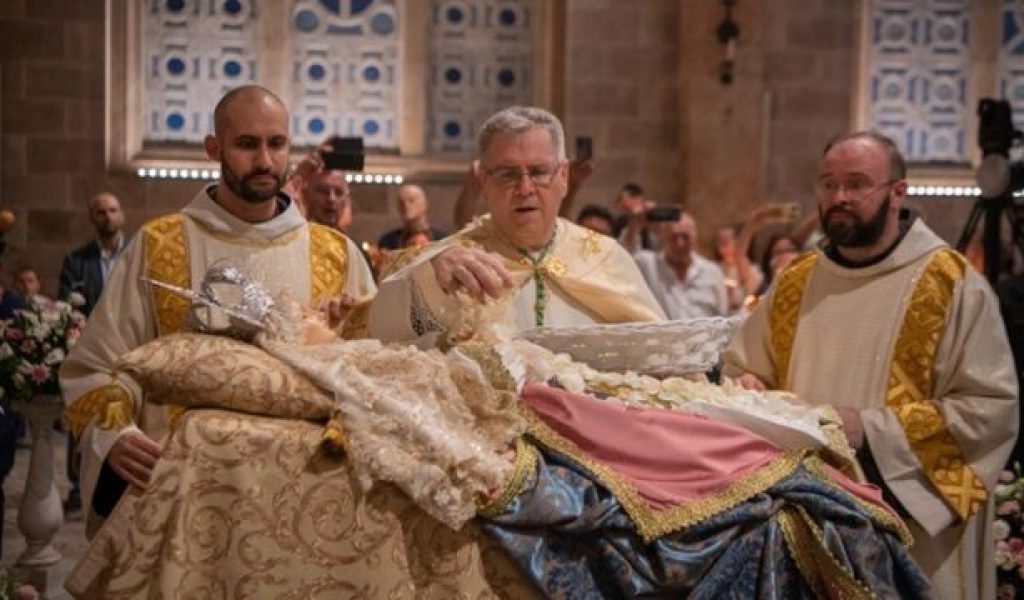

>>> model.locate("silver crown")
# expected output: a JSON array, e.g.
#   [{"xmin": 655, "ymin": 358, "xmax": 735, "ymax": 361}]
[{"xmin": 144, "ymin": 263, "xmax": 274, "ymax": 341}]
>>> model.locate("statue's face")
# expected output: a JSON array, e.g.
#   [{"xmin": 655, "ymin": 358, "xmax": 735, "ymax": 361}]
[{"xmin": 478, "ymin": 127, "xmax": 567, "ymax": 251}]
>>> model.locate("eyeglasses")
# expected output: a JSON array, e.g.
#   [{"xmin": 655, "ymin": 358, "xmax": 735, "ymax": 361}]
[
  {"xmin": 813, "ymin": 178, "xmax": 900, "ymax": 201},
  {"xmin": 482, "ymin": 163, "xmax": 563, "ymax": 188}
]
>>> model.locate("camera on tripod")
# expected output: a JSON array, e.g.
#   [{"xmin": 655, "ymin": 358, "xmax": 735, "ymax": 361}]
[
  {"xmin": 959, "ymin": 98, "xmax": 1024, "ymax": 284},
  {"xmin": 977, "ymin": 98, "xmax": 1024, "ymax": 199}
]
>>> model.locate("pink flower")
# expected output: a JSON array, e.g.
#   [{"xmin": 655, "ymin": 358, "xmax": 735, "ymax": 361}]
[
  {"xmin": 6, "ymin": 327, "xmax": 24, "ymax": 341},
  {"xmin": 999, "ymin": 583, "xmax": 1016, "ymax": 600},
  {"xmin": 1008, "ymin": 537, "xmax": 1024, "ymax": 553},
  {"xmin": 1001, "ymin": 471, "xmax": 1017, "ymax": 484},
  {"xmin": 998, "ymin": 501, "xmax": 1020, "ymax": 516},
  {"xmin": 26, "ymin": 364, "xmax": 50, "ymax": 385},
  {"xmin": 67, "ymin": 327, "xmax": 81, "ymax": 344}
]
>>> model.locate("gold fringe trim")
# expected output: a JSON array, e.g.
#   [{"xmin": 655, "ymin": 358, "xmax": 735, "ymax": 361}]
[
  {"xmin": 456, "ymin": 342, "xmax": 519, "ymax": 393},
  {"xmin": 777, "ymin": 506, "xmax": 828, "ymax": 598},
  {"xmin": 166, "ymin": 404, "xmax": 187, "ymax": 432},
  {"xmin": 801, "ymin": 455, "xmax": 914, "ymax": 546},
  {"xmin": 779, "ymin": 505, "xmax": 877, "ymax": 599},
  {"xmin": 885, "ymin": 249, "xmax": 987, "ymax": 520},
  {"xmin": 320, "ymin": 411, "xmax": 348, "ymax": 456},
  {"xmin": 478, "ymin": 438, "xmax": 538, "ymax": 518},
  {"xmin": 308, "ymin": 224, "xmax": 350, "ymax": 307},
  {"xmin": 525, "ymin": 409, "xmax": 805, "ymax": 543},
  {"xmin": 768, "ymin": 251, "xmax": 818, "ymax": 391},
  {"xmin": 64, "ymin": 383, "xmax": 134, "ymax": 438}
]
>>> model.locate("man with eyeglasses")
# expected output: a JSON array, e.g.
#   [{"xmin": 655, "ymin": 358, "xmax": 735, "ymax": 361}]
[
  {"xmin": 369, "ymin": 106, "xmax": 664, "ymax": 343},
  {"xmin": 724, "ymin": 131, "xmax": 1017, "ymax": 599}
]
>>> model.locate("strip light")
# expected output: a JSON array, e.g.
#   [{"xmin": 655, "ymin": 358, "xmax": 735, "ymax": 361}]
[
  {"xmin": 136, "ymin": 168, "xmax": 219, "ymax": 180},
  {"xmin": 345, "ymin": 173, "xmax": 404, "ymax": 185},
  {"xmin": 906, "ymin": 185, "xmax": 981, "ymax": 197},
  {"xmin": 135, "ymin": 168, "xmax": 405, "ymax": 186}
]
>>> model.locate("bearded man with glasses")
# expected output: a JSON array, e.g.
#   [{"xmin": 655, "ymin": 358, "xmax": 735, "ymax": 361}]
[
  {"xmin": 369, "ymin": 106, "xmax": 664, "ymax": 343},
  {"xmin": 724, "ymin": 131, "xmax": 1017, "ymax": 599}
]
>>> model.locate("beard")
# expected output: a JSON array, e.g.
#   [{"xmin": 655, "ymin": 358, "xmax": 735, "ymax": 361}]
[
  {"xmin": 820, "ymin": 194, "xmax": 890, "ymax": 248},
  {"xmin": 221, "ymin": 159, "xmax": 285, "ymax": 204}
]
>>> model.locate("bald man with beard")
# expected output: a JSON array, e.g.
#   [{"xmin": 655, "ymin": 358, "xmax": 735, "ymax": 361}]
[
  {"xmin": 724, "ymin": 131, "xmax": 1017, "ymax": 599},
  {"xmin": 60, "ymin": 85, "xmax": 376, "ymax": 533}
]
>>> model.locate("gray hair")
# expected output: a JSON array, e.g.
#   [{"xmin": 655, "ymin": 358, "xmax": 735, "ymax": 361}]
[{"xmin": 477, "ymin": 106, "xmax": 566, "ymax": 161}]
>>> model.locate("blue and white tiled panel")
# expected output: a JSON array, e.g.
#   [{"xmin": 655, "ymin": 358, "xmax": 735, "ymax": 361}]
[
  {"xmin": 290, "ymin": 0, "xmax": 400, "ymax": 149},
  {"xmin": 144, "ymin": 0, "xmax": 260, "ymax": 143},
  {"xmin": 867, "ymin": 0, "xmax": 970, "ymax": 163},
  {"xmin": 428, "ymin": 0, "xmax": 535, "ymax": 156},
  {"xmin": 1000, "ymin": 0, "xmax": 1024, "ymax": 136}
]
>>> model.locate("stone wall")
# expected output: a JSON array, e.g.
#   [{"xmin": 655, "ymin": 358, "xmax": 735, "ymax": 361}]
[{"xmin": 562, "ymin": 0, "xmax": 680, "ymax": 210}]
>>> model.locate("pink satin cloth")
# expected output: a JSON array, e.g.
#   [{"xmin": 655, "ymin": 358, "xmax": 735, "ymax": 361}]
[
  {"xmin": 522, "ymin": 382, "xmax": 787, "ymax": 510},
  {"xmin": 522, "ymin": 383, "xmax": 901, "ymax": 520}
]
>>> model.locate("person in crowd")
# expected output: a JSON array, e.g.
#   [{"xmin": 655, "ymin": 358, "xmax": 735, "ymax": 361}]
[
  {"xmin": 712, "ymin": 224, "xmax": 762, "ymax": 313},
  {"xmin": 60, "ymin": 85, "xmax": 377, "ymax": 536},
  {"xmin": 378, "ymin": 184, "xmax": 446, "ymax": 250},
  {"xmin": 58, "ymin": 192, "xmax": 127, "ymax": 316},
  {"xmin": 611, "ymin": 182, "xmax": 656, "ymax": 250},
  {"xmin": 631, "ymin": 212, "xmax": 729, "ymax": 320},
  {"xmin": 400, "ymin": 225, "xmax": 433, "ymax": 249},
  {"xmin": 300, "ymin": 168, "xmax": 352, "ymax": 233},
  {"xmin": 369, "ymin": 105, "xmax": 664, "ymax": 344},
  {"xmin": 733, "ymin": 204, "xmax": 820, "ymax": 301},
  {"xmin": 0, "ymin": 260, "xmax": 25, "ymax": 561},
  {"xmin": 12, "ymin": 266, "xmax": 42, "ymax": 301},
  {"xmin": 753, "ymin": 233, "xmax": 800, "ymax": 296},
  {"xmin": 724, "ymin": 131, "xmax": 1017, "ymax": 599},
  {"xmin": 57, "ymin": 191, "xmax": 129, "ymax": 513},
  {"xmin": 0, "ymin": 263, "xmax": 23, "ymax": 319},
  {"xmin": 576, "ymin": 203, "xmax": 614, "ymax": 236}
]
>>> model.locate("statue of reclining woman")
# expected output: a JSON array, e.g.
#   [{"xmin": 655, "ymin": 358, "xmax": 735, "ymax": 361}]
[{"xmin": 65, "ymin": 278, "xmax": 929, "ymax": 599}]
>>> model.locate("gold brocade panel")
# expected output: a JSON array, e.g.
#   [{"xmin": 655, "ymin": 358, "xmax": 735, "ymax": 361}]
[
  {"xmin": 769, "ymin": 252, "xmax": 818, "ymax": 390},
  {"xmin": 308, "ymin": 223, "xmax": 350, "ymax": 306},
  {"xmin": 143, "ymin": 214, "xmax": 191, "ymax": 336},
  {"xmin": 885, "ymin": 249, "xmax": 987, "ymax": 520}
]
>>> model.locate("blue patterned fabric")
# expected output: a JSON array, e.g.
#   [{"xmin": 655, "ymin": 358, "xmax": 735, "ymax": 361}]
[{"xmin": 481, "ymin": 446, "xmax": 931, "ymax": 599}]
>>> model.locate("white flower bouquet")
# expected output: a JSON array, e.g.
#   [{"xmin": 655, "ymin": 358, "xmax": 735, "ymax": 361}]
[{"xmin": 0, "ymin": 293, "xmax": 86, "ymax": 401}]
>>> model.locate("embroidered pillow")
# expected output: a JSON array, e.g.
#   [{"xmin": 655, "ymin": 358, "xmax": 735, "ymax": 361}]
[{"xmin": 116, "ymin": 333, "xmax": 333, "ymax": 420}]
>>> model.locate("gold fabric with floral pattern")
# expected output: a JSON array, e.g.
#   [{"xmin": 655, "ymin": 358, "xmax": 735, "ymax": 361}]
[
  {"xmin": 885, "ymin": 249, "xmax": 987, "ymax": 520},
  {"xmin": 63, "ymin": 383, "xmax": 134, "ymax": 439},
  {"xmin": 308, "ymin": 223, "xmax": 349, "ymax": 306},
  {"xmin": 768, "ymin": 252, "xmax": 818, "ymax": 390},
  {"xmin": 142, "ymin": 214, "xmax": 191, "ymax": 336},
  {"xmin": 64, "ymin": 409, "xmax": 537, "ymax": 599}
]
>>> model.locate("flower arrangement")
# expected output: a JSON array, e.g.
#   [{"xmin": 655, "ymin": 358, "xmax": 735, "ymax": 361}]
[
  {"xmin": 994, "ymin": 464, "xmax": 1024, "ymax": 599},
  {"xmin": 0, "ymin": 293, "xmax": 86, "ymax": 402}
]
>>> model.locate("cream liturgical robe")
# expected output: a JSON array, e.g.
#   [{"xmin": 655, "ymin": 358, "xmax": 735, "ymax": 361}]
[
  {"xmin": 60, "ymin": 185, "xmax": 376, "ymax": 528},
  {"xmin": 723, "ymin": 219, "xmax": 1018, "ymax": 600},
  {"xmin": 369, "ymin": 216, "xmax": 665, "ymax": 345}
]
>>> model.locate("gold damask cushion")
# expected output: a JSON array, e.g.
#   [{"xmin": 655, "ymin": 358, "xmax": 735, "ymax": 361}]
[{"xmin": 115, "ymin": 333, "xmax": 333, "ymax": 419}]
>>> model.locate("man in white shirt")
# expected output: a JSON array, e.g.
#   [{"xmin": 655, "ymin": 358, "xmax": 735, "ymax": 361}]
[{"xmin": 633, "ymin": 212, "xmax": 729, "ymax": 319}]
